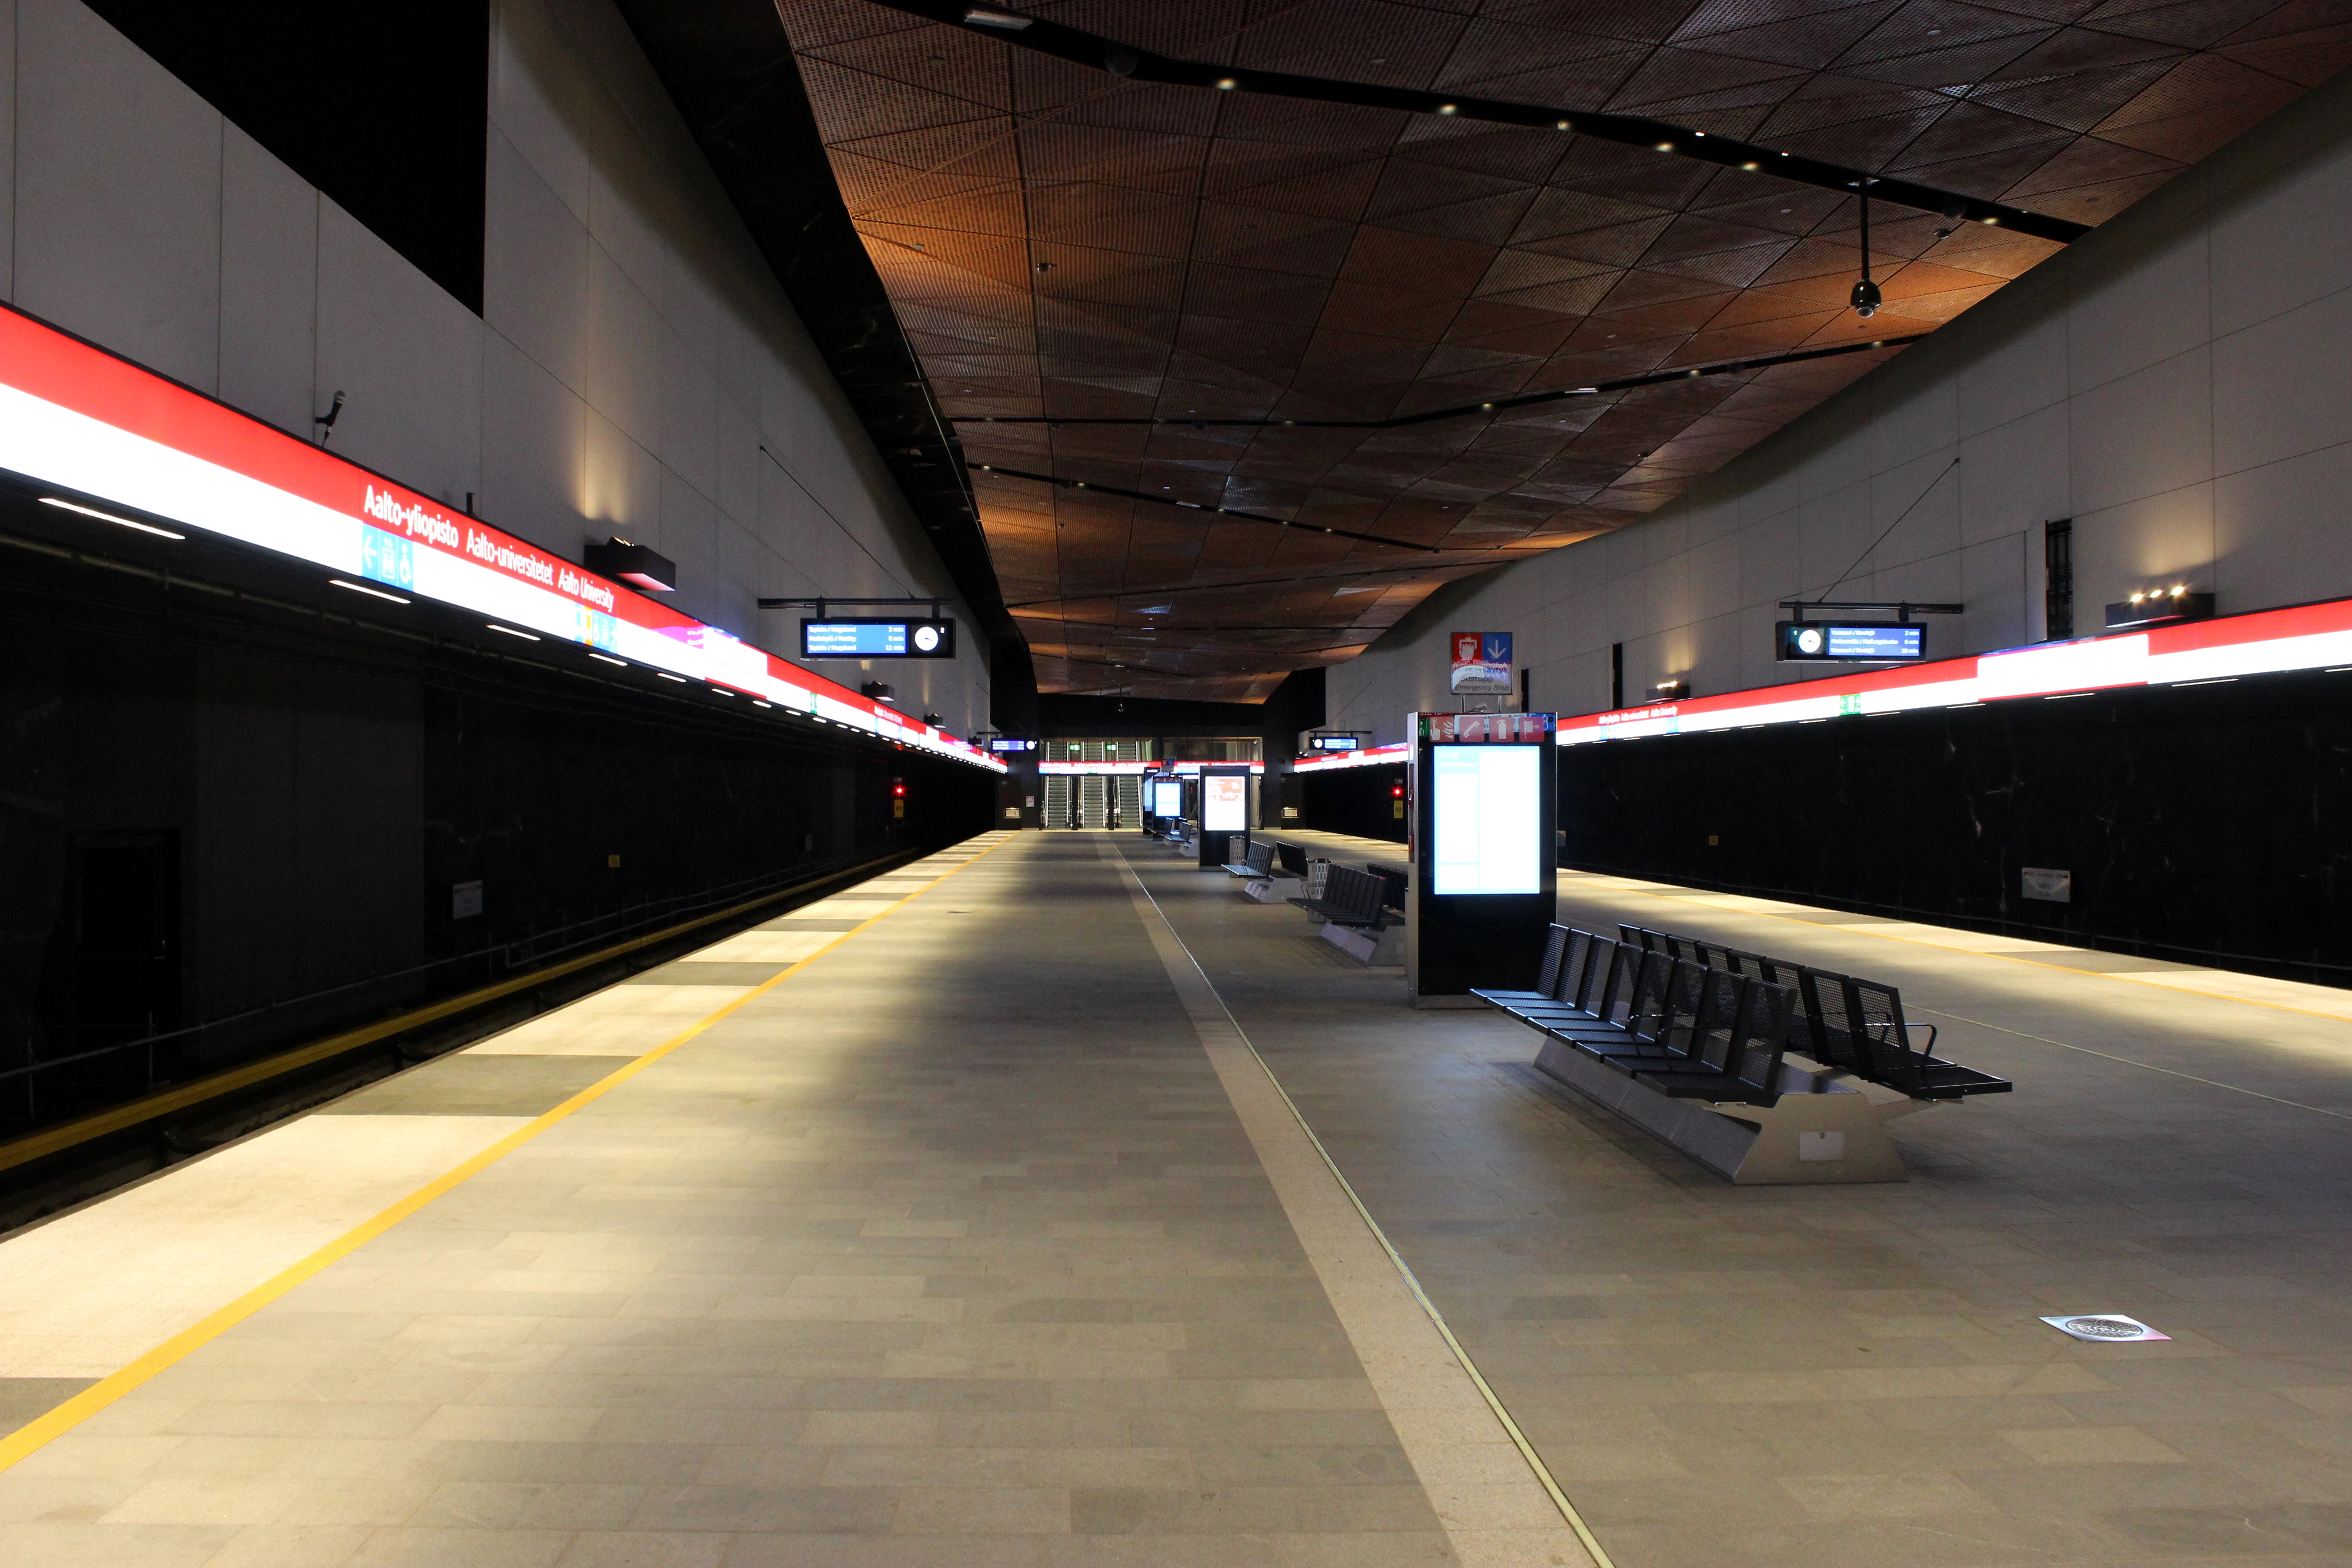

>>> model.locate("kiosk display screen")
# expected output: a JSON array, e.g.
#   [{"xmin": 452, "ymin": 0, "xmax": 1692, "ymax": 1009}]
[
  {"xmin": 1201, "ymin": 774, "xmax": 1248, "ymax": 832},
  {"xmin": 1147, "ymin": 778, "xmax": 1185, "ymax": 818},
  {"xmin": 1429, "ymin": 744, "xmax": 1542, "ymax": 895}
]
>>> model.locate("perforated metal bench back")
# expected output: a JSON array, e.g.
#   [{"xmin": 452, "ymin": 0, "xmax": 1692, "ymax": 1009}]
[
  {"xmin": 1732, "ymin": 981, "xmax": 1798, "ymax": 1093},
  {"xmin": 1534, "ymin": 926, "xmax": 1569, "ymax": 997}
]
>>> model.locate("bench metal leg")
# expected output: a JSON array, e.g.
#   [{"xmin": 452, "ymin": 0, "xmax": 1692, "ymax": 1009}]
[{"xmin": 1531, "ymin": 1040, "xmax": 1926, "ymax": 1184}]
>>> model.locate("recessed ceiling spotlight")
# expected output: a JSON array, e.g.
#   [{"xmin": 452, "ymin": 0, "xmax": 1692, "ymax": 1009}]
[{"xmin": 1216, "ymin": 77, "xmax": 1236, "ymax": 89}]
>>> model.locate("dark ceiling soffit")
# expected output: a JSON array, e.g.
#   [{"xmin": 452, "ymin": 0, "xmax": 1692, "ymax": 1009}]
[
  {"xmin": 866, "ymin": 1, "xmax": 2091, "ymax": 245},
  {"xmin": 971, "ymin": 335, "xmax": 1926, "ymax": 429},
  {"xmin": 970, "ymin": 465, "xmax": 1443, "ymax": 552},
  {"xmin": 608, "ymin": 0, "xmax": 1025, "ymax": 672}
]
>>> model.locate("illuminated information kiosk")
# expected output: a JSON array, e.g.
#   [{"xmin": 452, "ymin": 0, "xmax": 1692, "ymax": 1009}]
[
  {"xmin": 1197, "ymin": 767, "xmax": 1250, "ymax": 868},
  {"xmin": 1407, "ymin": 712, "xmax": 1557, "ymax": 1006},
  {"xmin": 1145, "ymin": 775, "xmax": 1186, "ymax": 830}
]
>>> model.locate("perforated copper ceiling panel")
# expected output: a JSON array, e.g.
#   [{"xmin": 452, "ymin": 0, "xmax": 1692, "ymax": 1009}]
[{"xmin": 779, "ymin": 0, "xmax": 2348, "ymax": 701}]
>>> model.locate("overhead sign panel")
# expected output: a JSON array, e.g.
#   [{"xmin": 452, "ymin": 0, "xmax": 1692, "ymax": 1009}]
[
  {"xmin": 1777, "ymin": 621, "xmax": 1926, "ymax": 662},
  {"xmin": 1450, "ymin": 631, "xmax": 1514, "ymax": 695},
  {"xmin": 801, "ymin": 617, "xmax": 956, "ymax": 658}
]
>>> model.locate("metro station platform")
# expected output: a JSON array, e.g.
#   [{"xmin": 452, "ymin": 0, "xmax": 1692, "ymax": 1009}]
[{"xmin": 5, "ymin": 831, "xmax": 2352, "ymax": 1567}]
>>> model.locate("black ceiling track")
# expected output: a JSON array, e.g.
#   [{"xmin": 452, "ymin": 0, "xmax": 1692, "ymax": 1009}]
[
  {"xmin": 865, "ymin": 1, "xmax": 2092, "ymax": 245},
  {"xmin": 967, "ymin": 335, "xmax": 1927, "ymax": 431},
  {"xmin": 610, "ymin": 0, "xmax": 1029, "ymax": 701}
]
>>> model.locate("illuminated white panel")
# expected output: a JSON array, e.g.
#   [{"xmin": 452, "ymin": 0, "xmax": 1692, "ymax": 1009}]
[
  {"xmin": 1201, "ymin": 774, "xmax": 1248, "ymax": 832},
  {"xmin": 1978, "ymin": 634, "xmax": 2148, "ymax": 697},
  {"xmin": 1430, "ymin": 745, "xmax": 1541, "ymax": 895}
]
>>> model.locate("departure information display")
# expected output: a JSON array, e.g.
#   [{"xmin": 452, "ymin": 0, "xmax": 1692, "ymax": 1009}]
[
  {"xmin": 1777, "ymin": 620, "xmax": 1926, "ymax": 662},
  {"xmin": 1429, "ymin": 744, "xmax": 1542, "ymax": 895},
  {"xmin": 1312, "ymin": 735, "xmax": 1360, "ymax": 751},
  {"xmin": 1148, "ymin": 778, "xmax": 1185, "ymax": 818},
  {"xmin": 801, "ymin": 618, "xmax": 956, "ymax": 658}
]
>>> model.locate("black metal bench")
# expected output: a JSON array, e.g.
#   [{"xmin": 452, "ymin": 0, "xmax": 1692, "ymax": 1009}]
[
  {"xmin": 1495, "ymin": 923, "xmax": 2011, "ymax": 1103},
  {"xmin": 1274, "ymin": 841, "xmax": 1311, "ymax": 879},
  {"xmin": 1287, "ymin": 863, "xmax": 1390, "ymax": 930},
  {"xmin": 1221, "ymin": 838, "xmax": 1273, "ymax": 878}
]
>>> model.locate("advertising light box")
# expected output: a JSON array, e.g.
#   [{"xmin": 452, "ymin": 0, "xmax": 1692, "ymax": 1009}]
[
  {"xmin": 1148, "ymin": 778, "xmax": 1185, "ymax": 818},
  {"xmin": 801, "ymin": 618, "xmax": 956, "ymax": 659},
  {"xmin": 1429, "ymin": 744, "xmax": 1542, "ymax": 895},
  {"xmin": 1200, "ymin": 774, "xmax": 1248, "ymax": 832}
]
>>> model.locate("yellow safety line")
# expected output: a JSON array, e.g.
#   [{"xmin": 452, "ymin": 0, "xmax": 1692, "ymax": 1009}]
[
  {"xmin": 1115, "ymin": 847, "xmax": 1617, "ymax": 1568},
  {"xmin": 0, "ymin": 833, "xmax": 1015, "ymax": 1475},
  {"xmin": 0, "ymin": 847, "xmax": 925, "ymax": 1176}
]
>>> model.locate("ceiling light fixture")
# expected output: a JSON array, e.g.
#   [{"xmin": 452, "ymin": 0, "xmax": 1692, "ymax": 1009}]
[
  {"xmin": 1851, "ymin": 177, "xmax": 1882, "ymax": 319},
  {"xmin": 963, "ymin": 7, "xmax": 1033, "ymax": 27},
  {"xmin": 40, "ymin": 496, "xmax": 185, "ymax": 539},
  {"xmin": 487, "ymin": 623, "xmax": 541, "ymax": 642},
  {"xmin": 589, "ymin": 652, "xmax": 627, "ymax": 666}
]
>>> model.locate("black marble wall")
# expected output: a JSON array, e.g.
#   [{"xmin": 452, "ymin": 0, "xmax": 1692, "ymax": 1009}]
[
  {"xmin": 1560, "ymin": 667, "xmax": 2352, "ymax": 985},
  {"xmin": 0, "ymin": 550, "xmax": 995, "ymax": 1136},
  {"xmin": 1300, "ymin": 762, "xmax": 1408, "ymax": 844}
]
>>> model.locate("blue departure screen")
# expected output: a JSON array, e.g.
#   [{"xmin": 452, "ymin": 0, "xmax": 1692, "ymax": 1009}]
[
  {"xmin": 805, "ymin": 621, "xmax": 907, "ymax": 656},
  {"xmin": 1824, "ymin": 624, "xmax": 1925, "ymax": 660}
]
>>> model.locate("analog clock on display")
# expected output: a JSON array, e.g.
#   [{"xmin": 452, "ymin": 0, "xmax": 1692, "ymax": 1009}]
[{"xmin": 913, "ymin": 624, "xmax": 942, "ymax": 653}]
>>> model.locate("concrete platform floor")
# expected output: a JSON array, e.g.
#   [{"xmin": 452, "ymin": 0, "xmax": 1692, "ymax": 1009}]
[{"xmin": 4, "ymin": 829, "xmax": 2352, "ymax": 1566}]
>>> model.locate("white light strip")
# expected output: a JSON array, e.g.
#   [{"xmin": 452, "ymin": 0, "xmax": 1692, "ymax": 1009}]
[
  {"xmin": 41, "ymin": 495, "xmax": 184, "ymax": 539},
  {"xmin": 328, "ymin": 577, "xmax": 410, "ymax": 605},
  {"xmin": 486, "ymin": 622, "xmax": 541, "ymax": 642}
]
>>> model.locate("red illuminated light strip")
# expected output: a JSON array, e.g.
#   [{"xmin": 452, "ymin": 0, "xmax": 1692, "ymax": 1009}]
[
  {"xmin": 0, "ymin": 304, "xmax": 1001, "ymax": 771},
  {"xmin": 1292, "ymin": 743, "xmax": 1408, "ymax": 773},
  {"xmin": 1563, "ymin": 595, "xmax": 2352, "ymax": 744}
]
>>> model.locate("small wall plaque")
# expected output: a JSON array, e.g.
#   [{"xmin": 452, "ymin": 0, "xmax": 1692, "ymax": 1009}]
[
  {"xmin": 451, "ymin": 880, "xmax": 484, "ymax": 920},
  {"xmin": 2021, "ymin": 867, "xmax": 2072, "ymax": 902}
]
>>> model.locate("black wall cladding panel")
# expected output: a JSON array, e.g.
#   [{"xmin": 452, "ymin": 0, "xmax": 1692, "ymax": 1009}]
[
  {"xmin": 1300, "ymin": 762, "xmax": 1408, "ymax": 845},
  {"xmin": 1559, "ymin": 670, "xmax": 2352, "ymax": 985},
  {"xmin": 81, "ymin": 1, "xmax": 490, "ymax": 314}
]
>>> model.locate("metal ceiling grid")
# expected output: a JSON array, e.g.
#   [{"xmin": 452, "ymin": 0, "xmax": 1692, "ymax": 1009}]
[{"xmin": 777, "ymin": 0, "xmax": 2349, "ymax": 700}]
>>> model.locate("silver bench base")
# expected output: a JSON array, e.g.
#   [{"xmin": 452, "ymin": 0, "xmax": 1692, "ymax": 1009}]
[
  {"xmin": 1320, "ymin": 921, "xmax": 1404, "ymax": 967},
  {"xmin": 1532, "ymin": 1038, "xmax": 1925, "ymax": 1184}
]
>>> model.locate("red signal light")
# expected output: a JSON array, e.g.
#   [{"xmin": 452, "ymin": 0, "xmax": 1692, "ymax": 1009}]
[
  {"xmin": 892, "ymin": 782, "xmax": 906, "ymax": 797},
  {"xmin": 1391, "ymin": 784, "xmax": 1404, "ymax": 798}
]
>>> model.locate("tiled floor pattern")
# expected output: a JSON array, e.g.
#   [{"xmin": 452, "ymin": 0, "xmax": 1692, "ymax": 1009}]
[
  {"xmin": 1132, "ymin": 830, "xmax": 2352, "ymax": 1567},
  {"xmin": 1100, "ymin": 840, "xmax": 1595, "ymax": 1568},
  {"xmin": 0, "ymin": 834, "xmax": 1488, "ymax": 1567},
  {"xmin": 17, "ymin": 823, "xmax": 2352, "ymax": 1566}
]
